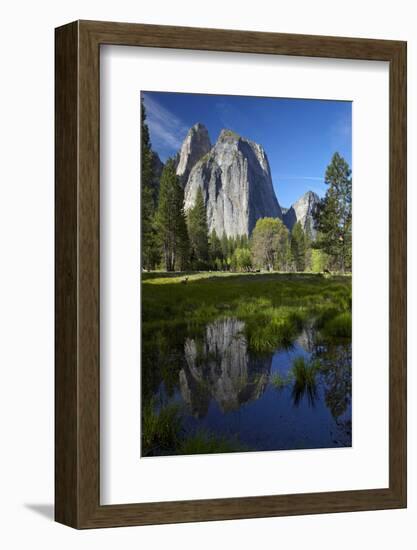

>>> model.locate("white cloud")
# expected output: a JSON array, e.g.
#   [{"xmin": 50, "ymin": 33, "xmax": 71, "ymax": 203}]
[
  {"xmin": 142, "ymin": 94, "xmax": 188, "ymax": 153},
  {"xmin": 275, "ymin": 175, "xmax": 324, "ymax": 181}
]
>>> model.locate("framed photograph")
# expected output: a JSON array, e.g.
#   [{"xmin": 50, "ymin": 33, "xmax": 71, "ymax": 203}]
[{"xmin": 55, "ymin": 20, "xmax": 406, "ymax": 528}]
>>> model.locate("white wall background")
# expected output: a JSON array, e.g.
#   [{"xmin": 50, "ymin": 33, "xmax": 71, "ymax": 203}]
[{"xmin": 0, "ymin": 0, "xmax": 415, "ymax": 547}]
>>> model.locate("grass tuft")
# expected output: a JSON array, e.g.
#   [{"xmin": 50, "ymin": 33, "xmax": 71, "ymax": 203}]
[
  {"xmin": 142, "ymin": 399, "xmax": 183, "ymax": 456},
  {"xmin": 178, "ymin": 431, "xmax": 247, "ymax": 455},
  {"xmin": 142, "ymin": 400, "xmax": 247, "ymax": 456},
  {"xmin": 291, "ymin": 356, "xmax": 319, "ymax": 406},
  {"xmin": 270, "ymin": 371, "xmax": 292, "ymax": 389},
  {"xmin": 322, "ymin": 312, "xmax": 352, "ymax": 338}
]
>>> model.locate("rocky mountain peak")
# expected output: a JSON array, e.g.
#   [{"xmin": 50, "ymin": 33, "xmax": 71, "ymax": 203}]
[
  {"xmin": 283, "ymin": 190, "xmax": 320, "ymax": 235},
  {"xmin": 218, "ymin": 128, "xmax": 240, "ymax": 142},
  {"xmin": 184, "ymin": 128, "xmax": 282, "ymax": 237},
  {"xmin": 176, "ymin": 123, "xmax": 211, "ymax": 185}
]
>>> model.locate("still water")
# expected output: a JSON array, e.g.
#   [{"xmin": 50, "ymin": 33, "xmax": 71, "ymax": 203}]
[{"xmin": 144, "ymin": 317, "xmax": 352, "ymax": 455}]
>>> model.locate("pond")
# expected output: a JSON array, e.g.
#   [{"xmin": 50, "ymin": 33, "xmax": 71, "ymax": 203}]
[{"xmin": 142, "ymin": 316, "xmax": 352, "ymax": 456}]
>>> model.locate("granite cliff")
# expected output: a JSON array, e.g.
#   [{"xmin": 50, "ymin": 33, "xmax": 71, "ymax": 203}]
[
  {"xmin": 150, "ymin": 123, "xmax": 320, "ymax": 239},
  {"xmin": 283, "ymin": 191, "xmax": 319, "ymax": 236},
  {"xmin": 182, "ymin": 127, "xmax": 282, "ymax": 237},
  {"xmin": 176, "ymin": 123, "xmax": 212, "ymax": 186}
]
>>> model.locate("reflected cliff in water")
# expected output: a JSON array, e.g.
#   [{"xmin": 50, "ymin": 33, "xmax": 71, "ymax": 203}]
[
  {"xmin": 180, "ymin": 318, "xmax": 271, "ymax": 417},
  {"xmin": 142, "ymin": 316, "xmax": 352, "ymax": 456}
]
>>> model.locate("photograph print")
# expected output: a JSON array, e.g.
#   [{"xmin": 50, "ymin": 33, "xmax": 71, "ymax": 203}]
[{"xmin": 141, "ymin": 91, "xmax": 352, "ymax": 458}]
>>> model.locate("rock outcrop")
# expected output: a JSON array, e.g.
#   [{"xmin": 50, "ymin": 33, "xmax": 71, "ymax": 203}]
[
  {"xmin": 176, "ymin": 123, "xmax": 211, "ymax": 185},
  {"xmin": 283, "ymin": 190, "xmax": 319, "ymax": 236},
  {"xmin": 184, "ymin": 129, "xmax": 282, "ymax": 237}
]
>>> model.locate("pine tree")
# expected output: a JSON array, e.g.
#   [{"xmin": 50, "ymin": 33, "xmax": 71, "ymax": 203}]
[
  {"xmin": 156, "ymin": 159, "xmax": 189, "ymax": 271},
  {"xmin": 176, "ymin": 185, "xmax": 190, "ymax": 271},
  {"xmin": 187, "ymin": 187, "xmax": 209, "ymax": 267},
  {"xmin": 209, "ymin": 229, "xmax": 223, "ymax": 268},
  {"xmin": 274, "ymin": 224, "xmax": 291, "ymax": 271},
  {"xmin": 281, "ymin": 235, "xmax": 293, "ymax": 272},
  {"xmin": 314, "ymin": 152, "xmax": 352, "ymax": 272},
  {"xmin": 291, "ymin": 222, "xmax": 307, "ymax": 272},
  {"xmin": 241, "ymin": 234, "xmax": 249, "ymax": 249},
  {"xmin": 304, "ymin": 218, "xmax": 313, "ymax": 271},
  {"xmin": 141, "ymin": 100, "xmax": 160, "ymax": 269}
]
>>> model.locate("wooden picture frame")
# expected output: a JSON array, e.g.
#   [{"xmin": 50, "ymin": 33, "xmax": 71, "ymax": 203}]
[{"xmin": 55, "ymin": 20, "xmax": 407, "ymax": 529}]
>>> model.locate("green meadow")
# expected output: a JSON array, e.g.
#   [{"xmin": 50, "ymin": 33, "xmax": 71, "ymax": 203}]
[
  {"xmin": 141, "ymin": 271, "xmax": 352, "ymax": 457},
  {"xmin": 142, "ymin": 271, "xmax": 351, "ymax": 350}
]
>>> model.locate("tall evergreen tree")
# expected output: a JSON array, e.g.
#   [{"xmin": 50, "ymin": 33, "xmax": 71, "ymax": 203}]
[
  {"xmin": 176, "ymin": 185, "xmax": 190, "ymax": 271},
  {"xmin": 282, "ymin": 236, "xmax": 293, "ymax": 272},
  {"xmin": 141, "ymin": 100, "xmax": 159, "ymax": 269},
  {"xmin": 156, "ymin": 159, "xmax": 189, "ymax": 271},
  {"xmin": 291, "ymin": 221, "xmax": 307, "ymax": 272},
  {"xmin": 209, "ymin": 229, "xmax": 223, "ymax": 267},
  {"xmin": 220, "ymin": 231, "xmax": 229, "ymax": 259},
  {"xmin": 314, "ymin": 152, "xmax": 352, "ymax": 272},
  {"xmin": 304, "ymin": 218, "xmax": 313, "ymax": 271},
  {"xmin": 187, "ymin": 187, "xmax": 209, "ymax": 266},
  {"xmin": 274, "ymin": 223, "xmax": 291, "ymax": 271}
]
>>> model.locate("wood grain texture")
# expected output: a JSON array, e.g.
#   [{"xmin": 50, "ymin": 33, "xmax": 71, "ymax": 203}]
[
  {"xmin": 55, "ymin": 21, "xmax": 79, "ymax": 527},
  {"xmin": 55, "ymin": 20, "xmax": 407, "ymax": 529},
  {"xmin": 388, "ymin": 41, "xmax": 407, "ymax": 504}
]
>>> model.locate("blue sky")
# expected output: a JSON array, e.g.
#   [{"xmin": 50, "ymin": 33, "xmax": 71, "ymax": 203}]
[{"xmin": 142, "ymin": 91, "xmax": 352, "ymax": 208}]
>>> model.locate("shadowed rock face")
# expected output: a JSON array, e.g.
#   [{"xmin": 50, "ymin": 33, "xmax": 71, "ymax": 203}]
[
  {"xmin": 176, "ymin": 123, "xmax": 212, "ymax": 186},
  {"xmin": 180, "ymin": 318, "xmax": 271, "ymax": 417},
  {"xmin": 283, "ymin": 191, "xmax": 319, "ymax": 236},
  {"xmin": 184, "ymin": 129, "xmax": 282, "ymax": 237}
]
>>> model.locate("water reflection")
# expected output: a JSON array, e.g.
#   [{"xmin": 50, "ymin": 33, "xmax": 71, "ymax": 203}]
[
  {"xmin": 295, "ymin": 323, "xmax": 316, "ymax": 354},
  {"xmin": 143, "ymin": 316, "xmax": 352, "ymax": 454},
  {"xmin": 180, "ymin": 318, "xmax": 271, "ymax": 416},
  {"xmin": 314, "ymin": 342, "xmax": 352, "ymax": 421}
]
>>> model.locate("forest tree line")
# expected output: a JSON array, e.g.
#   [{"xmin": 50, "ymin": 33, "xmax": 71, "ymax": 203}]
[{"xmin": 141, "ymin": 102, "xmax": 352, "ymax": 274}]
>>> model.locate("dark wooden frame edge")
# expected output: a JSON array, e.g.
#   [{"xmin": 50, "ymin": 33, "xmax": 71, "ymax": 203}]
[{"xmin": 55, "ymin": 20, "xmax": 407, "ymax": 529}]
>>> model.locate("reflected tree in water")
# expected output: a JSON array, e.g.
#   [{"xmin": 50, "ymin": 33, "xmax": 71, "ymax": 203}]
[{"xmin": 315, "ymin": 343, "xmax": 352, "ymax": 420}]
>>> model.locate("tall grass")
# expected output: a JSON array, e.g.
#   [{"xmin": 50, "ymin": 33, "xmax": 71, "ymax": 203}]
[
  {"xmin": 238, "ymin": 303, "xmax": 307, "ymax": 353},
  {"xmin": 292, "ymin": 356, "xmax": 317, "ymax": 385},
  {"xmin": 322, "ymin": 312, "xmax": 352, "ymax": 338},
  {"xmin": 142, "ymin": 399, "xmax": 247, "ymax": 456},
  {"xmin": 270, "ymin": 371, "xmax": 293, "ymax": 389},
  {"xmin": 179, "ymin": 431, "xmax": 246, "ymax": 455},
  {"xmin": 142, "ymin": 399, "xmax": 183, "ymax": 456},
  {"xmin": 291, "ymin": 357, "xmax": 319, "ymax": 406},
  {"xmin": 142, "ymin": 273, "xmax": 351, "ymax": 333}
]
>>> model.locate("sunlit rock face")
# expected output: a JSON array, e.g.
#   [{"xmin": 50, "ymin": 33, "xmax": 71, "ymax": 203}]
[
  {"xmin": 180, "ymin": 318, "xmax": 271, "ymax": 416},
  {"xmin": 176, "ymin": 123, "xmax": 212, "ymax": 186},
  {"xmin": 184, "ymin": 129, "xmax": 282, "ymax": 237},
  {"xmin": 283, "ymin": 191, "xmax": 319, "ymax": 236}
]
